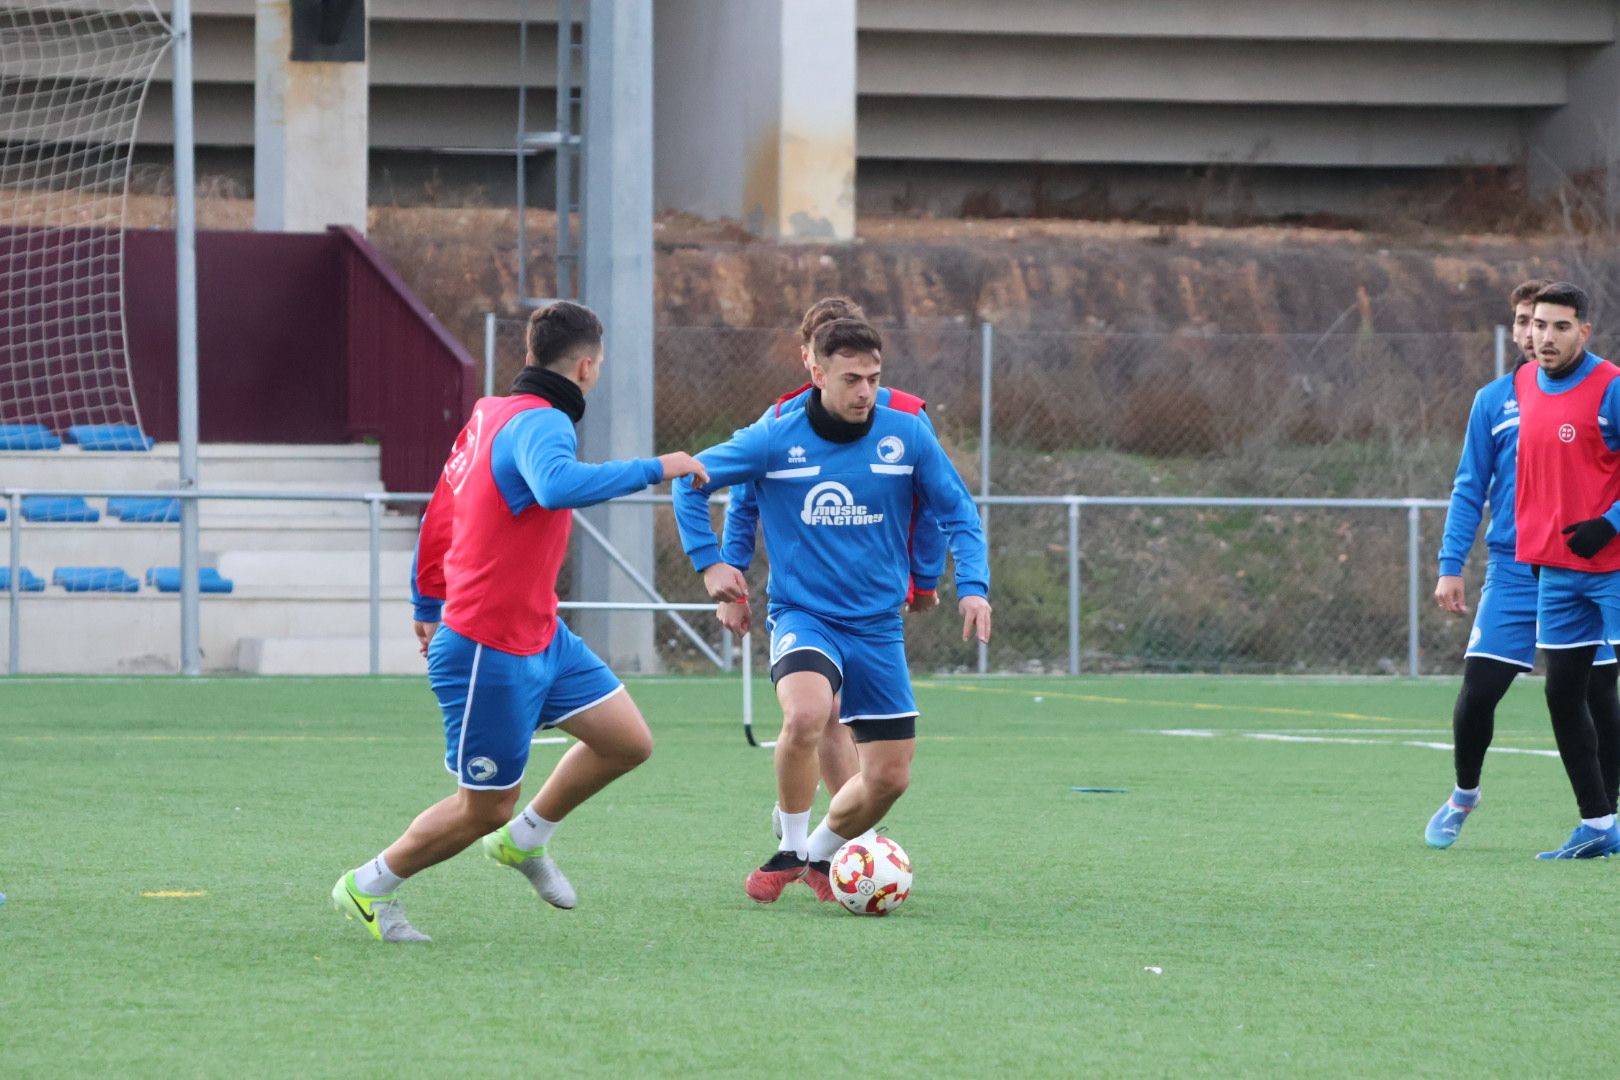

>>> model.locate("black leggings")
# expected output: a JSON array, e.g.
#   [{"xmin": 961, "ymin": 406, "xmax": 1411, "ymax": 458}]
[{"xmin": 1543, "ymin": 647, "xmax": 1620, "ymax": 819}]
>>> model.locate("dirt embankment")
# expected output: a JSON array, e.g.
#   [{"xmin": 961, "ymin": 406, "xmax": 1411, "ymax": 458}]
[{"xmin": 118, "ymin": 193, "xmax": 1613, "ymax": 353}]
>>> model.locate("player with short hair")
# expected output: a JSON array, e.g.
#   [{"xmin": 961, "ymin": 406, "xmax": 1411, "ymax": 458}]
[
  {"xmin": 1426, "ymin": 280, "xmax": 1620, "ymax": 847},
  {"xmin": 715, "ymin": 296, "xmax": 947, "ymax": 848},
  {"xmin": 332, "ymin": 301, "xmax": 708, "ymax": 941},
  {"xmin": 674, "ymin": 318, "xmax": 991, "ymax": 903},
  {"xmin": 1512, "ymin": 281, "xmax": 1620, "ymax": 858}
]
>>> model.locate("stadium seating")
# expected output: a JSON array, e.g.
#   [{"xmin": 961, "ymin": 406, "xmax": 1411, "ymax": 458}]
[
  {"xmin": 21, "ymin": 496, "xmax": 100, "ymax": 522},
  {"xmin": 64, "ymin": 424, "xmax": 154, "ymax": 452},
  {"xmin": 107, "ymin": 497, "xmax": 181, "ymax": 523},
  {"xmin": 146, "ymin": 567, "xmax": 234, "ymax": 594},
  {"xmin": 0, "ymin": 424, "xmax": 61, "ymax": 450},
  {"xmin": 0, "ymin": 566, "xmax": 45, "ymax": 591},
  {"xmin": 52, "ymin": 567, "xmax": 140, "ymax": 592}
]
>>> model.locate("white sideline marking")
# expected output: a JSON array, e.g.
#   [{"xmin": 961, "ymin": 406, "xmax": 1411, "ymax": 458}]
[{"xmin": 1154, "ymin": 729, "xmax": 1560, "ymax": 759}]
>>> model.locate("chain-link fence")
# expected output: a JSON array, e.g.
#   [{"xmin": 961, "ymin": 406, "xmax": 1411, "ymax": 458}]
[{"xmin": 483, "ymin": 316, "xmax": 1538, "ymax": 675}]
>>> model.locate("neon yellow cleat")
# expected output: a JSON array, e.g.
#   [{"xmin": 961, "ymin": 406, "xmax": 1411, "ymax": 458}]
[
  {"xmin": 481, "ymin": 825, "xmax": 577, "ymax": 909},
  {"xmin": 331, "ymin": 871, "xmax": 431, "ymax": 942}
]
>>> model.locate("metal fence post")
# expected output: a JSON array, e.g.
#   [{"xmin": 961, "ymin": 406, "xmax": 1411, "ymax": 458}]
[
  {"xmin": 7, "ymin": 491, "xmax": 20, "ymax": 675},
  {"xmin": 1494, "ymin": 324, "xmax": 1507, "ymax": 380},
  {"xmin": 721, "ymin": 628, "xmax": 734, "ymax": 672},
  {"xmin": 978, "ymin": 320, "xmax": 993, "ymax": 675},
  {"xmin": 368, "ymin": 496, "xmax": 382, "ymax": 676},
  {"xmin": 1068, "ymin": 499, "xmax": 1081, "ymax": 676},
  {"xmin": 1408, "ymin": 502, "xmax": 1421, "ymax": 677},
  {"xmin": 484, "ymin": 312, "xmax": 498, "ymax": 397}
]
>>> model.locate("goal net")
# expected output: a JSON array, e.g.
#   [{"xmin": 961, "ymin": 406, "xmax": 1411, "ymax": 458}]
[{"xmin": 0, "ymin": 0, "xmax": 172, "ymax": 438}]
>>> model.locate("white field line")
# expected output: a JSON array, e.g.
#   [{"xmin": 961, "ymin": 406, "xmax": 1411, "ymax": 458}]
[{"xmin": 1154, "ymin": 729, "xmax": 1559, "ymax": 759}]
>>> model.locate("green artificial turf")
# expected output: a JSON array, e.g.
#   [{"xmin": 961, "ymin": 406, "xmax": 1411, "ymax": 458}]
[{"xmin": 0, "ymin": 674, "xmax": 1611, "ymax": 1077}]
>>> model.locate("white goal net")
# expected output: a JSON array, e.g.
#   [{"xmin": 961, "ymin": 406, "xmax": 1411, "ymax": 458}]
[{"xmin": 0, "ymin": 0, "xmax": 172, "ymax": 439}]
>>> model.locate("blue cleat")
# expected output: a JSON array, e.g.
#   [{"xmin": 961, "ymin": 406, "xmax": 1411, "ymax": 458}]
[
  {"xmin": 1425, "ymin": 796, "xmax": 1478, "ymax": 849},
  {"xmin": 1535, "ymin": 823, "xmax": 1620, "ymax": 860}
]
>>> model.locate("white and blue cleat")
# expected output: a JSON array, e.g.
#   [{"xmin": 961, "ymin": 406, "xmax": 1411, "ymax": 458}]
[
  {"xmin": 1535, "ymin": 822, "xmax": 1620, "ymax": 860},
  {"xmin": 1424, "ymin": 795, "xmax": 1478, "ymax": 849}
]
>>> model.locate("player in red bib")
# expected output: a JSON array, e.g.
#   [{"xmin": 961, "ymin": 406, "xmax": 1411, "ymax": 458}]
[
  {"xmin": 332, "ymin": 302, "xmax": 708, "ymax": 941},
  {"xmin": 1513, "ymin": 282, "xmax": 1620, "ymax": 858}
]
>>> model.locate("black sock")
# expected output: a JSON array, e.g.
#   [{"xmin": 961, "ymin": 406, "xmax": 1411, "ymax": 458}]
[
  {"xmin": 1544, "ymin": 645, "xmax": 1611, "ymax": 819},
  {"xmin": 1588, "ymin": 663, "xmax": 1620, "ymax": 814},
  {"xmin": 1452, "ymin": 658, "xmax": 1520, "ymax": 790}
]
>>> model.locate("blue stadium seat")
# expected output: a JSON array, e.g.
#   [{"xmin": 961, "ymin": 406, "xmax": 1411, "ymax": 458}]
[
  {"xmin": 21, "ymin": 496, "xmax": 99, "ymax": 522},
  {"xmin": 53, "ymin": 566, "xmax": 140, "ymax": 593},
  {"xmin": 64, "ymin": 424, "xmax": 153, "ymax": 451},
  {"xmin": 145, "ymin": 567, "xmax": 233, "ymax": 594},
  {"xmin": 107, "ymin": 497, "xmax": 181, "ymax": 523},
  {"xmin": 0, "ymin": 424, "xmax": 62, "ymax": 450},
  {"xmin": 0, "ymin": 566, "xmax": 45, "ymax": 592}
]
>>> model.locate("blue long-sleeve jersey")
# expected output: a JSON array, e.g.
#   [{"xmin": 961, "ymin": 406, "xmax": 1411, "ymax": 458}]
[
  {"xmin": 674, "ymin": 404, "xmax": 988, "ymax": 621},
  {"xmin": 721, "ymin": 386, "xmax": 949, "ymax": 589},
  {"xmin": 412, "ymin": 406, "xmax": 662, "ymax": 621},
  {"xmin": 1439, "ymin": 352, "xmax": 1620, "ymax": 576}
]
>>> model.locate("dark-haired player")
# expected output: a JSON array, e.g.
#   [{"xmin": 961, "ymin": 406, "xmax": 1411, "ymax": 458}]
[
  {"xmin": 714, "ymin": 297, "xmax": 947, "ymax": 855},
  {"xmin": 674, "ymin": 318, "xmax": 990, "ymax": 903},
  {"xmin": 1513, "ymin": 282, "xmax": 1620, "ymax": 858},
  {"xmin": 1426, "ymin": 280, "xmax": 1620, "ymax": 847},
  {"xmin": 332, "ymin": 301, "xmax": 708, "ymax": 940}
]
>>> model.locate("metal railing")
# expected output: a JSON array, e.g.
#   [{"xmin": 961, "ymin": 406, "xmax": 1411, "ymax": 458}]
[{"xmin": 3, "ymin": 485, "xmax": 1452, "ymax": 679}]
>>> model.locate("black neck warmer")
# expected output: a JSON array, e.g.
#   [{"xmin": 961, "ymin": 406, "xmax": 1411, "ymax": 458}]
[
  {"xmin": 806, "ymin": 388, "xmax": 874, "ymax": 443},
  {"xmin": 511, "ymin": 365, "xmax": 586, "ymax": 423},
  {"xmin": 1544, "ymin": 351, "xmax": 1588, "ymax": 382}
]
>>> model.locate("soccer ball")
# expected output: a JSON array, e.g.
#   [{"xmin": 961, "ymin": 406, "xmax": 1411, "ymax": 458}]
[{"xmin": 829, "ymin": 835, "xmax": 912, "ymax": 916}]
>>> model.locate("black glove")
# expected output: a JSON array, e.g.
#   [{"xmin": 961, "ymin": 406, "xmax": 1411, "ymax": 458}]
[{"xmin": 1562, "ymin": 518, "xmax": 1619, "ymax": 559}]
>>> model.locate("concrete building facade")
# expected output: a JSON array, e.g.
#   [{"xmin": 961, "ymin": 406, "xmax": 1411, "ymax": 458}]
[{"xmin": 122, "ymin": 0, "xmax": 1620, "ymax": 224}]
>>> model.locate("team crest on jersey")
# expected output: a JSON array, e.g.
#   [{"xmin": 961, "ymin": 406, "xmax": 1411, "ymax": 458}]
[
  {"xmin": 788, "ymin": 445, "xmax": 807, "ymax": 464},
  {"xmin": 876, "ymin": 435, "xmax": 905, "ymax": 463},
  {"xmin": 800, "ymin": 481, "xmax": 884, "ymax": 526},
  {"xmin": 444, "ymin": 409, "xmax": 484, "ymax": 495},
  {"xmin": 1560, "ymin": 423, "xmax": 1577, "ymax": 443}
]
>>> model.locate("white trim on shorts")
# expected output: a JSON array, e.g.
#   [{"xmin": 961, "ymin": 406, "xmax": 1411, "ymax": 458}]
[
  {"xmin": 547, "ymin": 683, "xmax": 626, "ymax": 726},
  {"xmin": 1598, "ymin": 656, "xmax": 1619, "ymax": 666},
  {"xmin": 453, "ymin": 642, "xmax": 484, "ymax": 780},
  {"xmin": 839, "ymin": 709, "xmax": 920, "ymax": 724},
  {"xmin": 1536, "ymin": 639, "xmax": 1610, "ymax": 650},
  {"xmin": 1463, "ymin": 650, "xmax": 1534, "ymax": 670},
  {"xmin": 444, "ymin": 760, "xmax": 525, "ymax": 791}
]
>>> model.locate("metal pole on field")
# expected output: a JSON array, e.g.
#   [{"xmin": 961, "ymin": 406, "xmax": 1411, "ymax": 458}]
[
  {"xmin": 978, "ymin": 321, "xmax": 992, "ymax": 675},
  {"xmin": 7, "ymin": 493, "xmax": 20, "ymax": 674},
  {"xmin": 173, "ymin": 0, "xmax": 202, "ymax": 676},
  {"xmin": 484, "ymin": 312, "xmax": 497, "ymax": 397},
  {"xmin": 1068, "ymin": 500, "xmax": 1081, "ymax": 676},
  {"xmin": 368, "ymin": 497, "xmax": 382, "ymax": 675},
  {"xmin": 1407, "ymin": 503, "xmax": 1421, "ymax": 677},
  {"xmin": 1494, "ymin": 324, "xmax": 1507, "ymax": 380}
]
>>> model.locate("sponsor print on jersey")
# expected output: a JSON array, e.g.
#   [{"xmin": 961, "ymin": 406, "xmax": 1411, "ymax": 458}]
[
  {"xmin": 876, "ymin": 435, "xmax": 905, "ymax": 463},
  {"xmin": 799, "ymin": 481, "xmax": 884, "ymax": 526},
  {"xmin": 444, "ymin": 408, "xmax": 484, "ymax": 494}
]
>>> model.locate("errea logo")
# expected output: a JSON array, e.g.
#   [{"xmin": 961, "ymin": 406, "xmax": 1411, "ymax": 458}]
[
  {"xmin": 788, "ymin": 445, "xmax": 807, "ymax": 464},
  {"xmin": 800, "ymin": 481, "xmax": 884, "ymax": 526},
  {"xmin": 1503, "ymin": 399, "xmax": 1518, "ymax": 415}
]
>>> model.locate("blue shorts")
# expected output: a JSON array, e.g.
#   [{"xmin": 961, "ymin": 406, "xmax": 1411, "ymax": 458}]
[
  {"xmin": 1536, "ymin": 565, "xmax": 1620, "ymax": 659},
  {"xmin": 427, "ymin": 621, "xmax": 623, "ymax": 790},
  {"xmin": 766, "ymin": 606, "xmax": 917, "ymax": 726},
  {"xmin": 1472, "ymin": 559, "xmax": 1616, "ymax": 667}
]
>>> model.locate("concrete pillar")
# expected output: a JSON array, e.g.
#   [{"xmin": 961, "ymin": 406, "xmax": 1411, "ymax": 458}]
[
  {"xmin": 574, "ymin": 0, "xmax": 659, "ymax": 674},
  {"xmin": 254, "ymin": 0, "xmax": 368, "ymax": 233},
  {"xmin": 1529, "ymin": 4, "xmax": 1620, "ymax": 205},
  {"xmin": 655, "ymin": 0, "xmax": 855, "ymax": 241}
]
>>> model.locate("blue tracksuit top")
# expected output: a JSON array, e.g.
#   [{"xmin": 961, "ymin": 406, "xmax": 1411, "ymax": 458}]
[
  {"xmin": 1439, "ymin": 352, "xmax": 1620, "ymax": 577},
  {"xmin": 411, "ymin": 405, "xmax": 662, "ymax": 622},
  {"xmin": 721, "ymin": 385, "xmax": 949, "ymax": 589},
  {"xmin": 674, "ymin": 404, "xmax": 989, "ymax": 622}
]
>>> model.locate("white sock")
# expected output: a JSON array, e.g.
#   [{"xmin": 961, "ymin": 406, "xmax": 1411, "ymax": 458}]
[
  {"xmin": 778, "ymin": 809, "xmax": 811, "ymax": 860},
  {"xmin": 1582, "ymin": 814, "xmax": 1616, "ymax": 831},
  {"xmin": 508, "ymin": 805, "xmax": 559, "ymax": 850},
  {"xmin": 807, "ymin": 819, "xmax": 850, "ymax": 863},
  {"xmin": 353, "ymin": 853, "xmax": 404, "ymax": 896}
]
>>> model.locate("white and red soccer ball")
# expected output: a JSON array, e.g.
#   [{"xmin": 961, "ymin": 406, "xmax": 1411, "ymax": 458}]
[{"xmin": 829, "ymin": 835, "xmax": 912, "ymax": 916}]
